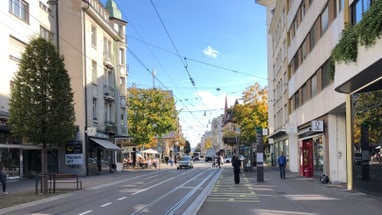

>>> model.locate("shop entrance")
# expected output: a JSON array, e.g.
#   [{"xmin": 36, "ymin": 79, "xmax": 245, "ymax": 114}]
[{"xmin": 300, "ymin": 139, "xmax": 313, "ymax": 177}]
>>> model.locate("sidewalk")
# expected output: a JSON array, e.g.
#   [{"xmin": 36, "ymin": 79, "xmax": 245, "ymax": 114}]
[
  {"xmin": 198, "ymin": 166, "xmax": 382, "ymax": 215},
  {"xmin": 4, "ymin": 163, "xmax": 176, "ymax": 195}
]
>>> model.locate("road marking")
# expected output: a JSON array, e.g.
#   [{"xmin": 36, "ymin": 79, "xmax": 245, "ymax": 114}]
[
  {"xmin": 118, "ymin": 196, "xmax": 127, "ymax": 200},
  {"xmin": 78, "ymin": 210, "xmax": 93, "ymax": 215},
  {"xmin": 206, "ymin": 171, "xmax": 260, "ymax": 203},
  {"xmin": 100, "ymin": 202, "xmax": 112, "ymax": 207}
]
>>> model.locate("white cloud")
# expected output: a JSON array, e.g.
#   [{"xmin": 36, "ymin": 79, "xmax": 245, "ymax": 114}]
[{"xmin": 203, "ymin": 46, "xmax": 219, "ymax": 58}]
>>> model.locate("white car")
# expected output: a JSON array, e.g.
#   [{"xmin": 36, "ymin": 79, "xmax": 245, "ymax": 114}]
[
  {"xmin": 224, "ymin": 156, "xmax": 232, "ymax": 163},
  {"xmin": 177, "ymin": 156, "xmax": 194, "ymax": 169}
]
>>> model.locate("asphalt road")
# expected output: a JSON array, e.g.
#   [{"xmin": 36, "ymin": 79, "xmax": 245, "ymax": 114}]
[{"xmin": 1, "ymin": 162, "xmax": 220, "ymax": 215}]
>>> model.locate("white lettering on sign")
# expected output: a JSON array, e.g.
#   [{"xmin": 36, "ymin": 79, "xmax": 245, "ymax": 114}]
[
  {"xmin": 65, "ymin": 154, "xmax": 83, "ymax": 165},
  {"xmin": 311, "ymin": 120, "xmax": 324, "ymax": 132}
]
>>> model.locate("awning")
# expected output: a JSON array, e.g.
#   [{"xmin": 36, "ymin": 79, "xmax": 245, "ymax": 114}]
[{"xmin": 90, "ymin": 138, "xmax": 122, "ymax": 151}]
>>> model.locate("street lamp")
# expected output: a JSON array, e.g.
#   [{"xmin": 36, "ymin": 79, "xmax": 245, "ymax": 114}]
[{"xmin": 47, "ymin": 0, "xmax": 59, "ymax": 50}]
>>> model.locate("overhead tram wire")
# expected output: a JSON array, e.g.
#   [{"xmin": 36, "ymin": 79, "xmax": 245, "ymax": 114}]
[
  {"xmin": 114, "ymin": 4, "xmax": 190, "ymax": 105},
  {"xmin": 126, "ymin": 34, "xmax": 268, "ymax": 80},
  {"xmin": 128, "ymin": 48, "xmax": 207, "ymax": 129},
  {"xmin": 111, "ymin": 0, "xmax": 203, "ymax": 118},
  {"xmin": 149, "ymin": 0, "xmax": 209, "ymax": 113}
]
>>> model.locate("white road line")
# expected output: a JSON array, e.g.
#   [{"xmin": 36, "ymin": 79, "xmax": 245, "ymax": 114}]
[
  {"xmin": 118, "ymin": 196, "xmax": 127, "ymax": 200},
  {"xmin": 78, "ymin": 210, "xmax": 93, "ymax": 215},
  {"xmin": 100, "ymin": 202, "xmax": 112, "ymax": 207}
]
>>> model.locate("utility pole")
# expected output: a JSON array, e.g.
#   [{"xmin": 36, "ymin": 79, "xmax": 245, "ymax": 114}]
[
  {"xmin": 256, "ymin": 127, "xmax": 264, "ymax": 182},
  {"xmin": 152, "ymin": 70, "xmax": 156, "ymax": 89}
]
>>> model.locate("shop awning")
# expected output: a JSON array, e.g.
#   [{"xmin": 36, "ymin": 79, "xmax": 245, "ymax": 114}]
[{"xmin": 90, "ymin": 138, "xmax": 122, "ymax": 151}]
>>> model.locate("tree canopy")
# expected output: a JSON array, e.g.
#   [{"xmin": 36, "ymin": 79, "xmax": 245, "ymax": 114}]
[
  {"xmin": 231, "ymin": 83, "xmax": 268, "ymax": 144},
  {"xmin": 9, "ymin": 37, "xmax": 76, "ymax": 145},
  {"xmin": 127, "ymin": 88, "xmax": 177, "ymax": 149}
]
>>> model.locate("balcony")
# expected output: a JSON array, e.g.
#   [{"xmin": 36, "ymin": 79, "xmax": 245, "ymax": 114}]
[
  {"xmin": 103, "ymin": 85, "xmax": 115, "ymax": 101},
  {"xmin": 103, "ymin": 52, "xmax": 114, "ymax": 69},
  {"xmin": 105, "ymin": 121, "xmax": 117, "ymax": 134}
]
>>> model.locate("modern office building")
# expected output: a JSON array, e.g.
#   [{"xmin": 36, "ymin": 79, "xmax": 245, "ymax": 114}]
[{"xmin": 258, "ymin": 0, "xmax": 382, "ymax": 196}]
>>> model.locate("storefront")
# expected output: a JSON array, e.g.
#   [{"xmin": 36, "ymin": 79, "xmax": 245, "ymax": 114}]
[
  {"xmin": 88, "ymin": 137, "xmax": 122, "ymax": 175},
  {"xmin": 298, "ymin": 120, "xmax": 325, "ymax": 177}
]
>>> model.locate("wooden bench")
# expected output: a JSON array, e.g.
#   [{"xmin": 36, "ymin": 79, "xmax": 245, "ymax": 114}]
[{"xmin": 49, "ymin": 173, "xmax": 82, "ymax": 193}]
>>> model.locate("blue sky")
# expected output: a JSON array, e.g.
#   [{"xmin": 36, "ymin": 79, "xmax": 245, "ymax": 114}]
[{"xmin": 102, "ymin": 0, "xmax": 268, "ymax": 147}]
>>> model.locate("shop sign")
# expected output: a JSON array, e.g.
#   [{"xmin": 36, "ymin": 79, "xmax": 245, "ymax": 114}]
[
  {"xmin": 311, "ymin": 120, "xmax": 324, "ymax": 132},
  {"xmin": 65, "ymin": 141, "xmax": 83, "ymax": 165}
]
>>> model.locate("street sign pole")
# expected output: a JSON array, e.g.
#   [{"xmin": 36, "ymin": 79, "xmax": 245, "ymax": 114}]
[{"xmin": 256, "ymin": 127, "xmax": 264, "ymax": 182}]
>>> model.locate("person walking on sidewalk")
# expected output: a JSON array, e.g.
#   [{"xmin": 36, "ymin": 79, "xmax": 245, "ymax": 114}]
[
  {"xmin": 232, "ymin": 155, "xmax": 241, "ymax": 184},
  {"xmin": 0, "ymin": 160, "xmax": 7, "ymax": 194},
  {"xmin": 277, "ymin": 152, "xmax": 287, "ymax": 179}
]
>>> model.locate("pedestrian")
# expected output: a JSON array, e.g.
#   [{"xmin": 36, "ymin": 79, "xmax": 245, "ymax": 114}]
[
  {"xmin": 232, "ymin": 155, "xmax": 241, "ymax": 184},
  {"xmin": 277, "ymin": 152, "xmax": 287, "ymax": 179},
  {"xmin": 0, "ymin": 160, "xmax": 7, "ymax": 195},
  {"xmin": 217, "ymin": 155, "xmax": 221, "ymax": 168}
]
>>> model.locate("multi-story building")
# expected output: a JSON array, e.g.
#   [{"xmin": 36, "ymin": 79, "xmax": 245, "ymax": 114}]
[
  {"xmin": 0, "ymin": 0, "xmax": 128, "ymax": 178},
  {"xmin": 57, "ymin": 0, "xmax": 128, "ymax": 176},
  {"xmin": 257, "ymin": 0, "xmax": 289, "ymax": 167},
  {"xmin": 259, "ymin": 0, "xmax": 382, "ymax": 195}
]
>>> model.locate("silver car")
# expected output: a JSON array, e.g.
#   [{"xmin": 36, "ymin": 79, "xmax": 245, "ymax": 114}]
[{"xmin": 177, "ymin": 156, "xmax": 194, "ymax": 169}]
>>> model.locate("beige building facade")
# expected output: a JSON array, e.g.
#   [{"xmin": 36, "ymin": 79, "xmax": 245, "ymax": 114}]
[
  {"xmin": 58, "ymin": 0, "xmax": 128, "ymax": 176},
  {"xmin": 0, "ymin": 0, "xmax": 128, "ymax": 178}
]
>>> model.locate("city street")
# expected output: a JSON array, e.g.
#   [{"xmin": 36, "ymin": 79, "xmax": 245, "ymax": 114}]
[
  {"xmin": 1, "ymin": 161, "xmax": 218, "ymax": 215},
  {"xmin": 2, "ymin": 161, "xmax": 382, "ymax": 215}
]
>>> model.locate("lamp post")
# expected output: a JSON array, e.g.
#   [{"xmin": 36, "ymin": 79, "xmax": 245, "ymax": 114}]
[{"xmin": 47, "ymin": 0, "xmax": 59, "ymax": 50}]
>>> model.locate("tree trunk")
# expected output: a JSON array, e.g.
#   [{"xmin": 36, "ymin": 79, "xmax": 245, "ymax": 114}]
[{"xmin": 41, "ymin": 142, "xmax": 48, "ymax": 194}]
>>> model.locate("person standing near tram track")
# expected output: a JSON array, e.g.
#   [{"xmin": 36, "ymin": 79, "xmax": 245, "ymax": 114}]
[{"xmin": 232, "ymin": 155, "xmax": 241, "ymax": 184}]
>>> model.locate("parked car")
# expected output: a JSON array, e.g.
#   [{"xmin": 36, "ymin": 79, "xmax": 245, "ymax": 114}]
[
  {"xmin": 224, "ymin": 156, "xmax": 232, "ymax": 163},
  {"xmin": 177, "ymin": 156, "xmax": 194, "ymax": 169}
]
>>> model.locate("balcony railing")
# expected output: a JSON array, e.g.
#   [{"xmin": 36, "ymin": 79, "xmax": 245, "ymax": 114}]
[{"xmin": 103, "ymin": 85, "xmax": 115, "ymax": 101}]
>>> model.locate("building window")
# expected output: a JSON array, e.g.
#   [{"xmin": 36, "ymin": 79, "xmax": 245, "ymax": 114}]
[
  {"xmin": 120, "ymin": 77, "xmax": 125, "ymax": 90},
  {"xmin": 311, "ymin": 74, "xmax": 318, "ymax": 97},
  {"xmin": 92, "ymin": 98, "xmax": 98, "ymax": 121},
  {"xmin": 92, "ymin": 60, "xmax": 97, "ymax": 84},
  {"xmin": 321, "ymin": 6, "xmax": 329, "ymax": 34},
  {"xmin": 40, "ymin": 26, "xmax": 53, "ymax": 41},
  {"xmin": 91, "ymin": 25, "xmax": 97, "ymax": 47},
  {"xmin": 352, "ymin": 0, "xmax": 374, "ymax": 24},
  {"xmin": 338, "ymin": 0, "xmax": 345, "ymax": 12},
  {"xmin": 119, "ymin": 48, "xmax": 125, "ymax": 65},
  {"xmin": 103, "ymin": 37, "xmax": 112, "ymax": 59},
  {"xmin": 301, "ymin": 2, "xmax": 306, "ymax": 18},
  {"xmin": 104, "ymin": 102, "xmax": 113, "ymax": 123},
  {"xmin": 321, "ymin": 60, "xmax": 332, "ymax": 89},
  {"xmin": 9, "ymin": 0, "xmax": 29, "ymax": 23}
]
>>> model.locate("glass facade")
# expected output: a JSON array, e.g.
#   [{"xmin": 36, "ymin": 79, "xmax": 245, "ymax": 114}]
[{"xmin": 352, "ymin": 89, "xmax": 382, "ymax": 196}]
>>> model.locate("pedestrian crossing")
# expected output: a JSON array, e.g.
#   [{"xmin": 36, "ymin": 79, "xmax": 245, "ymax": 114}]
[{"xmin": 206, "ymin": 172, "xmax": 260, "ymax": 203}]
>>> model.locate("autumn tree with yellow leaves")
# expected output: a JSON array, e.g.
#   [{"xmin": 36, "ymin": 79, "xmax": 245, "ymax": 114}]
[{"xmin": 231, "ymin": 82, "xmax": 268, "ymax": 145}]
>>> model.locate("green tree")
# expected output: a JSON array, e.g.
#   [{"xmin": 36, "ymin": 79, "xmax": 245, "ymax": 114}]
[
  {"xmin": 184, "ymin": 140, "xmax": 191, "ymax": 155},
  {"xmin": 8, "ymin": 38, "xmax": 76, "ymax": 194},
  {"xmin": 127, "ymin": 88, "xmax": 177, "ymax": 149},
  {"xmin": 232, "ymin": 83, "xmax": 268, "ymax": 144}
]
